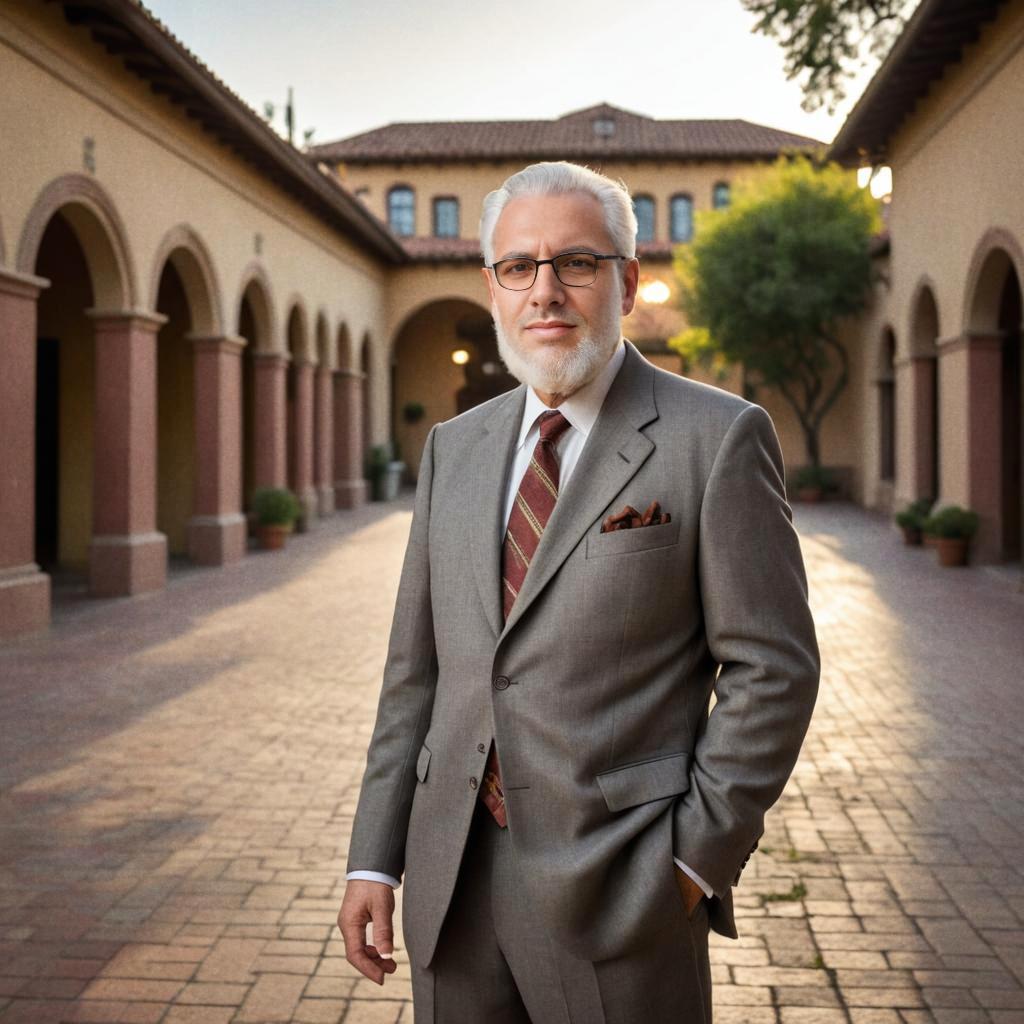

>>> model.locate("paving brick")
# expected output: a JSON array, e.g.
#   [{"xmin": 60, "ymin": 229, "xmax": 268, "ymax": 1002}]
[{"xmin": 234, "ymin": 973, "xmax": 307, "ymax": 1022}]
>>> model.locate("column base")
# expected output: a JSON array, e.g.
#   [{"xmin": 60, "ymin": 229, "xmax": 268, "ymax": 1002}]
[
  {"xmin": 335, "ymin": 478, "xmax": 369, "ymax": 510},
  {"xmin": 317, "ymin": 485, "xmax": 336, "ymax": 517},
  {"xmin": 89, "ymin": 532, "xmax": 167, "ymax": 598},
  {"xmin": 295, "ymin": 488, "xmax": 320, "ymax": 532},
  {"xmin": 0, "ymin": 564, "xmax": 51, "ymax": 639},
  {"xmin": 187, "ymin": 514, "xmax": 247, "ymax": 567}
]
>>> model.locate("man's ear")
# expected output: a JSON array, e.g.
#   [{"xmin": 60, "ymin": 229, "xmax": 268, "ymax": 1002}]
[
  {"xmin": 481, "ymin": 265, "xmax": 497, "ymax": 304},
  {"xmin": 621, "ymin": 258, "xmax": 640, "ymax": 316}
]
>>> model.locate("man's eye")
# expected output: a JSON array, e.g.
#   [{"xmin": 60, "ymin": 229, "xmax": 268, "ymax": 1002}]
[{"xmin": 505, "ymin": 262, "xmax": 532, "ymax": 274}]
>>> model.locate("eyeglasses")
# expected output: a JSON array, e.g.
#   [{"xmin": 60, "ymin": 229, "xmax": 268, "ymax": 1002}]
[{"xmin": 488, "ymin": 251, "xmax": 625, "ymax": 291}]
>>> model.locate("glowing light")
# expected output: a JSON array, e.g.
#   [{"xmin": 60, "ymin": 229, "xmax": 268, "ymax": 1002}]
[
  {"xmin": 857, "ymin": 166, "xmax": 873, "ymax": 188},
  {"xmin": 451, "ymin": 349, "xmax": 470, "ymax": 365},
  {"xmin": 638, "ymin": 279, "xmax": 671, "ymax": 305},
  {"xmin": 870, "ymin": 167, "xmax": 893, "ymax": 199}
]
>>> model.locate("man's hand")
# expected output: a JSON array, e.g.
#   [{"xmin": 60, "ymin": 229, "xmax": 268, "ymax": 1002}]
[
  {"xmin": 674, "ymin": 867, "xmax": 706, "ymax": 919},
  {"xmin": 338, "ymin": 880, "xmax": 399, "ymax": 985}
]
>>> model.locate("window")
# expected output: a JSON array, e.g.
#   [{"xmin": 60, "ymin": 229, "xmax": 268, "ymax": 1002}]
[
  {"xmin": 633, "ymin": 195, "xmax": 655, "ymax": 243},
  {"xmin": 387, "ymin": 186, "xmax": 415, "ymax": 237},
  {"xmin": 432, "ymin": 196, "xmax": 459, "ymax": 238},
  {"xmin": 712, "ymin": 182, "xmax": 731, "ymax": 210},
  {"xmin": 592, "ymin": 117, "xmax": 616, "ymax": 138},
  {"xmin": 669, "ymin": 194, "xmax": 694, "ymax": 243}
]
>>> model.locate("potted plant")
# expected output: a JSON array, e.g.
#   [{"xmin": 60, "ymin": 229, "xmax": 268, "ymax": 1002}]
[
  {"xmin": 251, "ymin": 487, "xmax": 301, "ymax": 550},
  {"xmin": 793, "ymin": 465, "xmax": 836, "ymax": 503},
  {"xmin": 923, "ymin": 505, "xmax": 979, "ymax": 566},
  {"xmin": 366, "ymin": 443, "xmax": 406, "ymax": 502},
  {"xmin": 894, "ymin": 497, "xmax": 934, "ymax": 546}
]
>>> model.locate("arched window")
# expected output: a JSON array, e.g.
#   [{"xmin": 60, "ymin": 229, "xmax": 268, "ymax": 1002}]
[
  {"xmin": 669, "ymin": 194, "xmax": 694, "ymax": 243},
  {"xmin": 712, "ymin": 182, "xmax": 731, "ymax": 210},
  {"xmin": 387, "ymin": 186, "xmax": 415, "ymax": 237},
  {"xmin": 633, "ymin": 195, "xmax": 655, "ymax": 243},
  {"xmin": 432, "ymin": 196, "xmax": 459, "ymax": 238}
]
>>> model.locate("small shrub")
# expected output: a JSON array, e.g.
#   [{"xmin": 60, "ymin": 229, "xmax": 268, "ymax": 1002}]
[
  {"xmin": 251, "ymin": 487, "xmax": 300, "ymax": 527},
  {"xmin": 924, "ymin": 505, "xmax": 979, "ymax": 540}
]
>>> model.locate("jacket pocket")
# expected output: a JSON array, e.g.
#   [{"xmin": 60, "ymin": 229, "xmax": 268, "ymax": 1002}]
[
  {"xmin": 415, "ymin": 742, "xmax": 431, "ymax": 783},
  {"xmin": 595, "ymin": 751, "xmax": 692, "ymax": 812},
  {"xmin": 585, "ymin": 518, "xmax": 681, "ymax": 559}
]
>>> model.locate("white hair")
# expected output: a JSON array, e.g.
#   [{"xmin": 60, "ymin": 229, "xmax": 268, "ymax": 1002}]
[{"xmin": 479, "ymin": 161, "xmax": 637, "ymax": 265}]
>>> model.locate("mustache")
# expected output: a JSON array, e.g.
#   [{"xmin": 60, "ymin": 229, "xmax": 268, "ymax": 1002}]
[{"xmin": 516, "ymin": 313, "xmax": 585, "ymax": 330}]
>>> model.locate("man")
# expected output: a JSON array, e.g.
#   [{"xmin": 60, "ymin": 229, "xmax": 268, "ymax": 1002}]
[{"xmin": 338, "ymin": 161, "xmax": 819, "ymax": 1022}]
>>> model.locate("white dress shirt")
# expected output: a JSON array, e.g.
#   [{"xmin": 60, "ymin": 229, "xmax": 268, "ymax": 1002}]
[{"xmin": 348, "ymin": 340, "xmax": 712, "ymax": 898}]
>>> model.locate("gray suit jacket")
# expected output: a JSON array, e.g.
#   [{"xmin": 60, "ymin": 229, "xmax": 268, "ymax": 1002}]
[{"xmin": 347, "ymin": 341, "xmax": 819, "ymax": 966}]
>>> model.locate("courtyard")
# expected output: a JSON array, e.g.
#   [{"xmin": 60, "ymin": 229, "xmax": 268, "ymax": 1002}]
[{"xmin": 0, "ymin": 500, "xmax": 1022, "ymax": 1024}]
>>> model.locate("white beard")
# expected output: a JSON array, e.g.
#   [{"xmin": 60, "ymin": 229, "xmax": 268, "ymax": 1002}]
[{"xmin": 492, "ymin": 289, "xmax": 623, "ymax": 398}]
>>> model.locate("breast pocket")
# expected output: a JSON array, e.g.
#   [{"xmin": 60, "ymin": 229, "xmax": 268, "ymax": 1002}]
[{"xmin": 585, "ymin": 518, "xmax": 681, "ymax": 559}]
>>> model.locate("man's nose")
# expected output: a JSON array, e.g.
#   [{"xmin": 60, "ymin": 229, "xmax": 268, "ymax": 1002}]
[{"xmin": 530, "ymin": 262, "xmax": 566, "ymax": 306}]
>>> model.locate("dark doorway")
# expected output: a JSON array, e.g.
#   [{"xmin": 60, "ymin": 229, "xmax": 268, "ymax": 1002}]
[{"xmin": 999, "ymin": 270, "xmax": 1022, "ymax": 561}]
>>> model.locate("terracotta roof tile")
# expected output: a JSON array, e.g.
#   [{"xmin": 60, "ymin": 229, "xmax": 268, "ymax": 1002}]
[{"xmin": 312, "ymin": 103, "xmax": 824, "ymax": 164}]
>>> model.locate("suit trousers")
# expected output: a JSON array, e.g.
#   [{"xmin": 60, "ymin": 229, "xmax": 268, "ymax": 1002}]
[{"xmin": 409, "ymin": 800, "xmax": 713, "ymax": 1024}]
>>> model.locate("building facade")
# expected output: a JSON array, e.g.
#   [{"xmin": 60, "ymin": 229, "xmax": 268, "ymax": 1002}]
[
  {"xmin": 831, "ymin": 0, "xmax": 1023, "ymax": 566},
  {"xmin": 311, "ymin": 104, "xmax": 823, "ymax": 479}
]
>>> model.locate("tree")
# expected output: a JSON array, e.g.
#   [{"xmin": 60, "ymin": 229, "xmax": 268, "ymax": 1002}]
[
  {"xmin": 742, "ymin": 0, "xmax": 914, "ymax": 113},
  {"xmin": 671, "ymin": 155, "xmax": 881, "ymax": 467}
]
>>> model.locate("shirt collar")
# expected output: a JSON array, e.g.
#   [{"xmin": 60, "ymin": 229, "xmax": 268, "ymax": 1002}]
[{"xmin": 515, "ymin": 340, "xmax": 626, "ymax": 451}]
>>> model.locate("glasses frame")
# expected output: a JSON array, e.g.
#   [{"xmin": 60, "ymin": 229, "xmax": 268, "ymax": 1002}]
[{"xmin": 487, "ymin": 251, "xmax": 626, "ymax": 291}]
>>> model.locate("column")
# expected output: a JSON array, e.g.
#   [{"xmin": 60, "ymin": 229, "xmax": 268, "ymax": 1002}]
[
  {"xmin": 909, "ymin": 354, "xmax": 937, "ymax": 501},
  {"xmin": 333, "ymin": 369, "xmax": 368, "ymax": 509},
  {"xmin": 0, "ymin": 269, "xmax": 51, "ymax": 637},
  {"xmin": 965, "ymin": 331, "xmax": 1004, "ymax": 563},
  {"xmin": 292, "ymin": 358, "xmax": 318, "ymax": 529},
  {"xmin": 253, "ymin": 352, "xmax": 288, "ymax": 489},
  {"xmin": 315, "ymin": 363, "xmax": 335, "ymax": 516},
  {"xmin": 88, "ymin": 310, "xmax": 168, "ymax": 598},
  {"xmin": 187, "ymin": 334, "xmax": 247, "ymax": 565}
]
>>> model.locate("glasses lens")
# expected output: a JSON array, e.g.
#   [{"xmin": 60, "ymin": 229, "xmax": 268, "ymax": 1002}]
[
  {"xmin": 495, "ymin": 259, "xmax": 536, "ymax": 290},
  {"xmin": 554, "ymin": 253, "xmax": 598, "ymax": 286}
]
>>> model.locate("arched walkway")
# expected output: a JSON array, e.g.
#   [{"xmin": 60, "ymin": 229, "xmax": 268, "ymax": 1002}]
[
  {"xmin": 332, "ymin": 321, "xmax": 366, "ymax": 508},
  {"xmin": 964, "ymin": 241, "xmax": 1023, "ymax": 563},
  {"xmin": 877, "ymin": 327, "xmax": 897, "ymax": 491},
  {"xmin": 390, "ymin": 298, "xmax": 513, "ymax": 480},
  {"xmin": 285, "ymin": 300, "xmax": 317, "ymax": 527},
  {"xmin": 907, "ymin": 283, "xmax": 941, "ymax": 503},
  {"xmin": 313, "ymin": 313, "xmax": 335, "ymax": 515}
]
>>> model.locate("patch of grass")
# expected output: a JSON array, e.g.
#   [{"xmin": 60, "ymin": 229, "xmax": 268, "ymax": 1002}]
[
  {"xmin": 762, "ymin": 882, "xmax": 807, "ymax": 903},
  {"xmin": 786, "ymin": 847, "xmax": 802, "ymax": 862},
  {"xmin": 811, "ymin": 953, "xmax": 826, "ymax": 969}
]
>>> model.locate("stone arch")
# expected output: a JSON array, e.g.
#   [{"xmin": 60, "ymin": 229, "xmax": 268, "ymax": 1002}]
[
  {"xmin": 149, "ymin": 224, "xmax": 223, "ymax": 335},
  {"xmin": 234, "ymin": 262, "xmax": 276, "ymax": 353},
  {"xmin": 907, "ymin": 277, "xmax": 941, "ymax": 357},
  {"xmin": 17, "ymin": 173, "xmax": 136, "ymax": 308},
  {"xmin": 285, "ymin": 297, "xmax": 310, "ymax": 362},
  {"xmin": 314, "ymin": 309, "xmax": 330, "ymax": 369},
  {"xmin": 387, "ymin": 286, "xmax": 486, "ymax": 351},
  {"xmin": 336, "ymin": 321, "xmax": 354, "ymax": 372},
  {"xmin": 963, "ymin": 228, "xmax": 1024, "ymax": 334},
  {"xmin": 391, "ymin": 296, "xmax": 512, "ymax": 480}
]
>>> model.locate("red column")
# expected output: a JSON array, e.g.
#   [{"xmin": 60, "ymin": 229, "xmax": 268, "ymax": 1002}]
[
  {"xmin": 965, "ymin": 331, "xmax": 1004, "ymax": 563},
  {"xmin": 292, "ymin": 359, "xmax": 317, "ymax": 528},
  {"xmin": 0, "ymin": 270, "xmax": 51, "ymax": 637},
  {"xmin": 910, "ymin": 354, "xmax": 937, "ymax": 501},
  {"xmin": 253, "ymin": 352, "xmax": 287, "ymax": 489},
  {"xmin": 315, "ymin": 364, "xmax": 335, "ymax": 516},
  {"xmin": 88, "ymin": 310, "xmax": 168, "ymax": 597},
  {"xmin": 187, "ymin": 334, "xmax": 247, "ymax": 565},
  {"xmin": 333, "ymin": 369, "xmax": 368, "ymax": 509}
]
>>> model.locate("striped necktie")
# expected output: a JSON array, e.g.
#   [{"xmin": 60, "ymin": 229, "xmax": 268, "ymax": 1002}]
[{"xmin": 481, "ymin": 409, "xmax": 572, "ymax": 827}]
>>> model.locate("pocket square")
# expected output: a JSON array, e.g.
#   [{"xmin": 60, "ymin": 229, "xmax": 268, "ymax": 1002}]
[{"xmin": 600, "ymin": 500, "xmax": 671, "ymax": 533}]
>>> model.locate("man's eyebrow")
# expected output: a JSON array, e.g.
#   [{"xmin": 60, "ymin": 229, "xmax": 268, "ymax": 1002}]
[{"xmin": 496, "ymin": 246, "xmax": 600, "ymax": 260}]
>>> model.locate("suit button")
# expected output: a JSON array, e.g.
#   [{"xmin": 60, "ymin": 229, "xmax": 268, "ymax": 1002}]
[
  {"xmin": 477, "ymin": 743, "xmax": 486, "ymax": 753},
  {"xmin": 493, "ymin": 675, "xmax": 510, "ymax": 691},
  {"xmin": 469, "ymin": 776, "xmax": 478, "ymax": 789}
]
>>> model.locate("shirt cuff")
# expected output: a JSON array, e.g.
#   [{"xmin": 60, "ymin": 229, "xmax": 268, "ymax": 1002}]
[
  {"xmin": 346, "ymin": 870, "xmax": 401, "ymax": 889},
  {"xmin": 673, "ymin": 858, "xmax": 713, "ymax": 898}
]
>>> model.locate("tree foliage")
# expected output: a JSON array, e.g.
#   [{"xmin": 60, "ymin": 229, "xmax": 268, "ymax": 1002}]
[
  {"xmin": 742, "ymin": 0, "xmax": 913, "ymax": 113},
  {"xmin": 672, "ymin": 155, "xmax": 881, "ymax": 466}
]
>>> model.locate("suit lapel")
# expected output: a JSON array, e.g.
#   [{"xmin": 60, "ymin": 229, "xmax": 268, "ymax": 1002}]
[
  {"xmin": 468, "ymin": 384, "xmax": 527, "ymax": 639},
  {"xmin": 500, "ymin": 342, "xmax": 659, "ymax": 642}
]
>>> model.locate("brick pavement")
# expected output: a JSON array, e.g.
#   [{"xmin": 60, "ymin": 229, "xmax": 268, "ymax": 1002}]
[{"xmin": 0, "ymin": 499, "xmax": 1022, "ymax": 1024}]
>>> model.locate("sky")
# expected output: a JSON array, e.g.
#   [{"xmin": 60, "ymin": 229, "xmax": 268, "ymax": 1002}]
[{"xmin": 141, "ymin": 0, "xmax": 886, "ymax": 148}]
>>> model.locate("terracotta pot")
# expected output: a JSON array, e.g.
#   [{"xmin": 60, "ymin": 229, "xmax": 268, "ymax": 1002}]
[
  {"xmin": 796, "ymin": 487, "xmax": 823, "ymax": 503},
  {"xmin": 256, "ymin": 524, "xmax": 289, "ymax": 550},
  {"xmin": 900, "ymin": 525, "xmax": 922, "ymax": 546},
  {"xmin": 936, "ymin": 536, "xmax": 969, "ymax": 567}
]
